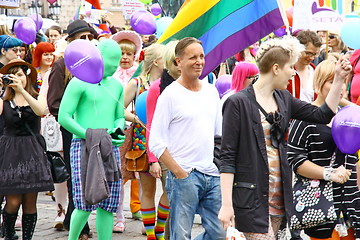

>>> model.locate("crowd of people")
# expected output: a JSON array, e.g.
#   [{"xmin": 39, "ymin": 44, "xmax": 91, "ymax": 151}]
[{"xmin": 0, "ymin": 11, "xmax": 358, "ymax": 240}]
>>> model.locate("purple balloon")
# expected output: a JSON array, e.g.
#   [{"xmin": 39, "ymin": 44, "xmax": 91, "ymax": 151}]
[
  {"xmin": 215, "ymin": 74, "xmax": 232, "ymax": 99},
  {"xmin": 14, "ymin": 18, "xmax": 37, "ymax": 44},
  {"xmin": 332, "ymin": 105, "xmax": 360, "ymax": 154},
  {"xmin": 150, "ymin": 3, "xmax": 162, "ymax": 16},
  {"xmin": 274, "ymin": 27, "xmax": 286, "ymax": 37},
  {"xmin": 64, "ymin": 40, "xmax": 104, "ymax": 84},
  {"xmin": 130, "ymin": 10, "xmax": 156, "ymax": 35},
  {"xmin": 30, "ymin": 13, "xmax": 43, "ymax": 31}
]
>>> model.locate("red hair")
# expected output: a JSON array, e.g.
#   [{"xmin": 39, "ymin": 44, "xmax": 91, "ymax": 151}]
[
  {"xmin": 32, "ymin": 42, "xmax": 55, "ymax": 68},
  {"xmin": 231, "ymin": 62, "xmax": 259, "ymax": 92}
]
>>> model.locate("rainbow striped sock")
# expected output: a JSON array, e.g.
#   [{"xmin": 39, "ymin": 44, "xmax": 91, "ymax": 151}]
[
  {"xmin": 155, "ymin": 203, "xmax": 170, "ymax": 240},
  {"xmin": 142, "ymin": 207, "xmax": 156, "ymax": 240}
]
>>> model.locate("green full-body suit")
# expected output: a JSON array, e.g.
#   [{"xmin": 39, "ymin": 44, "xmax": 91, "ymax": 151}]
[{"xmin": 58, "ymin": 39, "xmax": 125, "ymax": 240}]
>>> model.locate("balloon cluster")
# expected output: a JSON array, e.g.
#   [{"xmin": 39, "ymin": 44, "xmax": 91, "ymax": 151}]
[
  {"xmin": 130, "ymin": 3, "xmax": 173, "ymax": 38},
  {"xmin": 14, "ymin": 14, "xmax": 43, "ymax": 44},
  {"xmin": 132, "ymin": 126, "xmax": 146, "ymax": 151}
]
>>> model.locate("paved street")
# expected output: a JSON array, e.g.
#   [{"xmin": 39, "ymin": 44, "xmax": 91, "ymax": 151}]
[
  {"xmin": 19, "ymin": 179, "xmax": 203, "ymax": 240},
  {"xmin": 3, "ymin": 178, "xmax": 311, "ymax": 240}
]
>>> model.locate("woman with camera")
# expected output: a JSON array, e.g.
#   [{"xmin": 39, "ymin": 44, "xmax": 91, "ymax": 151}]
[{"xmin": 0, "ymin": 59, "xmax": 54, "ymax": 240}]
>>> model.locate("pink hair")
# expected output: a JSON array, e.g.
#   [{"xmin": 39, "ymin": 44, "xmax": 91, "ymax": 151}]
[{"xmin": 231, "ymin": 62, "xmax": 259, "ymax": 92}]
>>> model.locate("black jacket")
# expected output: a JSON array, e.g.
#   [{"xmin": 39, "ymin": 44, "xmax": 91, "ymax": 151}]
[{"xmin": 220, "ymin": 84, "xmax": 334, "ymax": 233}]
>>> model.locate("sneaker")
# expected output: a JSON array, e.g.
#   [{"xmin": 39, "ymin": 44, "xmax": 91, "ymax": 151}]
[
  {"xmin": 14, "ymin": 215, "xmax": 21, "ymax": 230},
  {"xmin": 54, "ymin": 204, "xmax": 65, "ymax": 230},
  {"xmin": 113, "ymin": 221, "xmax": 126, "ymax": 233},
  {"xmin": 132, "ymin": 211, "xmax": 142, "ymax": 220}
]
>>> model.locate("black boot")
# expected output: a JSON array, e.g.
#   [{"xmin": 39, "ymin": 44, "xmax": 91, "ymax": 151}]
[
  {"xmin": 22, "ymin": 213, "xmax": 37, "ymax": 240},
  {"xmin": 2, "ymin": 210, "xmax": 18, "ymax": 240}
]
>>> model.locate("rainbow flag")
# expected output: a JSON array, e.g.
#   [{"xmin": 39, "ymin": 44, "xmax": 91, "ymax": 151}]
[{"xmin": 158, "ymin": 0, "xmax": 284, "ymax": 78}]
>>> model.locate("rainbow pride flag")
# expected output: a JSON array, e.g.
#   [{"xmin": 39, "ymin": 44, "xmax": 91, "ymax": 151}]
[{"xmin": 157, "ymin": 0, "xmax": 284, "ymax": 78}]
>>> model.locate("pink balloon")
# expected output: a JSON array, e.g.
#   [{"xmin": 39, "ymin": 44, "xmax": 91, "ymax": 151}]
[
  {"xmin": 64, "ymin": 40, "xmax": 104, "ymax": 84},
  {"xmin": 14, "ymin": 18, "xmax": 37, "ymax": 44},
  {"xmin": 130, "ymin": 10, "xmax": 156, "ymax": 35},
  {"xmin": 215, "ymin": 74, "xmax": 232, "ymax": 99},
  {"xmin": 151, "ymin": 3, "xmax": 162, "ymax": 16},
  {"xmin": 332, "ymin": 105, "xmax": 360, "ymax": 154},
  {"xmin": 30, "ymin": 14, "xmax": 43, "ymax": 31}
]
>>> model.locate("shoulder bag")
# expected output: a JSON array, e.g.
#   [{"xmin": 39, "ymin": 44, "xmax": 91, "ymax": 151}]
[
  {"xmin": 125, "ymin": 77, "xmax": 149, "ymax": 172},
  {"xmin": 125, "ymin": 150, "xmax": 149, "ymax": 172},
  {"xmin": 290, "ymin": 176, "xmax": 337, "ymax": 230}
]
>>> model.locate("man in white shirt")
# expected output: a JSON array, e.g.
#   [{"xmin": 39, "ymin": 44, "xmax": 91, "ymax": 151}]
[
  {"xmin": 149, "ymin": 37, "xmax": 225, "ymax": 240},
  {"xmin": 287, "ymin": 30, "xmax": 322, "ymax": 102}
]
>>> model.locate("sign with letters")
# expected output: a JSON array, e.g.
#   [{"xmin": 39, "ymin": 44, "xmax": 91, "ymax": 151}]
[
  {"xmin": 122, "ymin": 0, "xmax": 145, "ymax": 19},
  {"xmin": 293, "ymin": 0, "xmax": 354, "ymax": 31},
  {"xmin": 0, "ymin": 0, "xmax": 20, "ymax": 9}
]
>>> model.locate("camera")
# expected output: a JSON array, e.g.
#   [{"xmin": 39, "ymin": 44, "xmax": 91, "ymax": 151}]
[{"xmin": 2, "ymin": 74, "xmax": 12, "ymax": 85}]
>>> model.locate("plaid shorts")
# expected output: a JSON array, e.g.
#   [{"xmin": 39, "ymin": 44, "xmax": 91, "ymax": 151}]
[{"xmin": 70, "ymin": 138, "xmax": 122, "ymax": 213}]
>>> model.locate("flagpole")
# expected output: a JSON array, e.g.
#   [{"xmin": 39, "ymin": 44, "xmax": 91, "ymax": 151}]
[{"xmin": 276, "ymin": 0, "xmax": 290, "ymax": 35}]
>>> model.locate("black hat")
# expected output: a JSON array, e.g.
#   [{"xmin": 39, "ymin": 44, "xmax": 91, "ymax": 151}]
[{"xmin": 66, "ymin": 20, "xmax": 93, "ymax": 39}]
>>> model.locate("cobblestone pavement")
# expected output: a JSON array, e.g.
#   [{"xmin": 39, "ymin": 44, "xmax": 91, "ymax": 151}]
[
  {"xmin": 18, "ymin": 180, "xmax": 203, "ymax": 240},
  {"xmin": 4, "ymin": 179, "xmax": 311, "ymax": 240}
]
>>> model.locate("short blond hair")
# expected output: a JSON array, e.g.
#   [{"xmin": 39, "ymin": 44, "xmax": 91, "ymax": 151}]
[
  {"xmin": 313, "ymin": 59, "xmax": 336, "ymax": 93},
  {"xmin": 256, "ymin": 36, "xmax": 304, "ymax": 73},
  {"xmin": 118, "ymin": 39, "xmax": 136, "ymax": 54},
  {"xmin": 162, "ymin": 40, "xmax": 178, "ymax": 70}
]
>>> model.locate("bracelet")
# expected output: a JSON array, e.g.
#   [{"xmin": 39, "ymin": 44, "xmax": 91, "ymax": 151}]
[{"xmin": 323, "ymin": 167, "xmax": 334, "ymax": 181}]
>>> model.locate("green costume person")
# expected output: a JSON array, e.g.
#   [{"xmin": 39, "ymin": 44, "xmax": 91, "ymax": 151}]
[{"xmin": 58, "ymin": 39, "xmax": 125, "ymax": 240}]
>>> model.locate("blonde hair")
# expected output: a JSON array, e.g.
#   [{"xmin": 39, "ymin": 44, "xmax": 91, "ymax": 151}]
[
  {"xmin": 331, "ymin": 34, "xmax": 348, "ymax": 52},
  {"xmin": 0, "ymin": 25, "xmax": 10, "ymax": 36},
  {"xmin": 256, "ymin": 36, "xmax": 304, "ymax": 73},
  {"xmin": 163, "ymin": 40, "xmax": 178, "ymax": 70},
  {"xmin": 313, "ymin": 59, "xmax": 336, "ymax": 93},
  {"xmin": 142, "ymin": 43, "xmax": 164, "ymax": 76},
  {"xmin": 118, "ymin": 39, "xmax": 136, "ymax": 54}
]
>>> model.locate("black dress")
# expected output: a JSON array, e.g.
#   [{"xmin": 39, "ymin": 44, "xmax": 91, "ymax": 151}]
[{"xmin": 0, "ymin": 101, "xmax": 54, "ymax": 194}]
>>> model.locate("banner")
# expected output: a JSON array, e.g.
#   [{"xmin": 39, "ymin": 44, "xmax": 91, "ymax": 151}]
[
  {"xmin": 122, "ymin": 0, "xmax": 145, "ymax": 20},
  {"xmin": 0, "ymin": 0, "xmax": 20, "ymax": 9},
  {"xmin": 293, "ymin": 0, "xmax": 354, "ymax": 31}
]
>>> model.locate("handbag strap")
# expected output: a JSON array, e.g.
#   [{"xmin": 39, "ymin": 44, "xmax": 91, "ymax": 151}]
[{"xmin": 131, "ymin": 77, "xmax": 142, "ymax": 113}]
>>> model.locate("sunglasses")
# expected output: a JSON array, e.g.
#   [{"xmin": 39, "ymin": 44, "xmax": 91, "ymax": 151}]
[
  {"xmin": 328, "ymin": 35, "xmax": 336, "ymax": 39},
  {"xmin": 246, "ymin": 75, "xmax": 258, "ymax": 80},
  {"xmin": 79, "ymin": 34, "xmax": 94, "ymax": 41},
  {"xmin": 9, "ymin": 48, "xmax": 25, "ymax": 54}
]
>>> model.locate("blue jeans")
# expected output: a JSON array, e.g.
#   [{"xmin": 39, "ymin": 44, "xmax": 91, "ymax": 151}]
[{"xmin": 166, "ymin": 169, "xmax": 226, "ymax": 240}]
